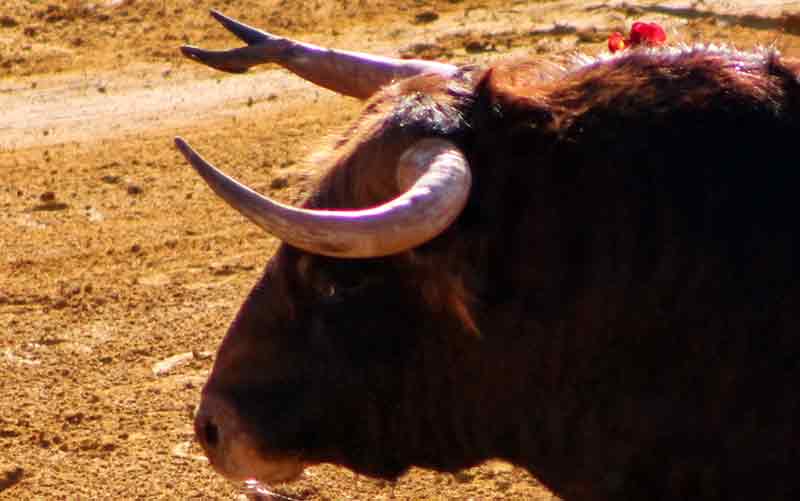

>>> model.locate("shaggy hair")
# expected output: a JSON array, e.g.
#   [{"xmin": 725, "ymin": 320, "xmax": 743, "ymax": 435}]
[
  {"xmin": 216, "ymin": 46, "xmax": 800, "ymax": 500},
  {"xmin": 299, "ymin": 47, "xmax": 800, "ymax": 336}
]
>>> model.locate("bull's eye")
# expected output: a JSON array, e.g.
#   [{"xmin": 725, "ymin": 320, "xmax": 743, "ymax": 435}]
[
  {"xmin": 322, "ymin": 283, "xmax": 337, "ymax": 298},
  {"xmin": 314, "ymin": 274, "xmax": 371, "ymax": 304},
  {"xmin": 310, "ymin": 276, "xmax": 338, "ymax": 300},
  {"xmin": 301, "ymin": 256, "xmax": 380, "ymax": 304}
]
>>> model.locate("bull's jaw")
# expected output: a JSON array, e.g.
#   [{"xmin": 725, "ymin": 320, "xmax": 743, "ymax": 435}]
[{"xmin": 194, "ymin": 392, "xmax": 305, "ymax": 484}]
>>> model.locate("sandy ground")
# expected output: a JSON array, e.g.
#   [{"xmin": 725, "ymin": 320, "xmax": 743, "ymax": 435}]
[{"xmin": 2, "ymin": 0, "xmax": 799, "ymax": 499}]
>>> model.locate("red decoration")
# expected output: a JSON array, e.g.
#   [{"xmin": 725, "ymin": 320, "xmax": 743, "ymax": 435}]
[
  {"xmin": 629, "ymin": 22, "xmax": 667, "ymax": 46},
  {"xmin": 607, "ymin": 32, "xmax": 627, "ymax": 53},
  {"xmin": 608, "ymin": 21, "xmax": 666, "ymax": 53}
]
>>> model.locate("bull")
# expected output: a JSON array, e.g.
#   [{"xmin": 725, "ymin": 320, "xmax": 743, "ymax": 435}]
[{"xmin": 175, "ymin": 10, "xmax": 800, "ymax": 500}]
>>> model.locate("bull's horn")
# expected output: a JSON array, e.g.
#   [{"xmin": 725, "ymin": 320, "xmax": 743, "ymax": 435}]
[
  {"xmin": 174, "ymin": 137, "xmax": 471, "ymax": 258},
  {"xmin": 179, "ymin": 10, "xmax": 458, "ymax": 99}
]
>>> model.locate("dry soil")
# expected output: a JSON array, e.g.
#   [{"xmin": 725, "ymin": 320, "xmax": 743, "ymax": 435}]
[{"xmin": 2, "ymin": 0, "xmax": 799, "ymax": 499}]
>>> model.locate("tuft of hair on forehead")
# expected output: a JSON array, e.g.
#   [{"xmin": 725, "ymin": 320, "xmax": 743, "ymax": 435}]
[{"xmin": 302, "ymin": 71, "xmax": 476, "ymax": 214}]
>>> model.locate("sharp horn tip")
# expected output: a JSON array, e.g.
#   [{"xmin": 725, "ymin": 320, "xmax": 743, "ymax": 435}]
[
  {"xmin": 179, "ymin": 45, "xmax": 201, "ymax": 57},
  {"xmin": 209, "ymin": 9, "xmax": 228, "ymax": 21},
  {"xmin": 174, "ymin": 137, "xmax": 191, "ymax": 154}
]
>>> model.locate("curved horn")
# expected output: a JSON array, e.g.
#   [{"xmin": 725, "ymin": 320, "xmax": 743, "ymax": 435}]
[
  {"xmin": 180, "ymin": 10, "xmax": 458, "ymax": 99},
  {"xmin": 175, "ymin": 137, "xmax": 471, "ymax": 258}
]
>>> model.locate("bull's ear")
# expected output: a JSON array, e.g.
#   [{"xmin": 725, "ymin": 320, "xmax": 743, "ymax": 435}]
[
  {"xmin": 179, "ymin": 10, "xmax": 458, "ymax": 99},
  {"xmin": 174, "ymin": 137, "xmax": 471, "ymax": 258}
]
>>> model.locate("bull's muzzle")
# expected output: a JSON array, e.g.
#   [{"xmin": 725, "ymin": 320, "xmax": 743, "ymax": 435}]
[{"xmin": 194, "ymin": 392, "xmax": 304, "ymax": 484}]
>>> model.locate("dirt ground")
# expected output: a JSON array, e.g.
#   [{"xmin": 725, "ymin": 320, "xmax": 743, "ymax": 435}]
[{"xmin": 2, "ymin": 0, "xmax": 799, "ymax": 499}]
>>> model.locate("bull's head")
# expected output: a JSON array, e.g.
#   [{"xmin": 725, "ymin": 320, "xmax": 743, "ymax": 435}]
[{"xmin": 176, "ymin": 11, "xmax": 475, "ymax": 485}]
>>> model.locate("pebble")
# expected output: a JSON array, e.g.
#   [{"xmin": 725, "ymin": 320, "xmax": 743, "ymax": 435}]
[
  {"xmin": 100, "ymin": 175, "xmax": 120, "ymax": 184},
  {"xmin": 152, "ymin": 351, "xmax": 213, "ymax": 377},
  {"xmin": 170, "ymin": 441, "xmax": 207, "ymax": 462},
  {"xmin": 0, "ymin": 16, "xmax": 18, "ymax": 28},
  {"xmin": 32, "ymin": 201, "xmax": 68, "ymax": 211},
  {"xmin": 414, "ymin": 11, "xmax": 439, "ymax": 24},
  {"xmin": 32, "ymin": 192, "xmax": 68, "ymax": 211},
  {"xmin": 84, "ymin": 206, "xmax": 105, "ymax": 222},
  {"xmin": 0, "ymin": 464, "xmax": 23, "ymax": 492},
  {"xmin": 151, "ymin": 352, "xmax": 195, "ymax": 377},
  {"xmin": 270, "ymin": 177, "xmax": 289, "ymax": 190}
]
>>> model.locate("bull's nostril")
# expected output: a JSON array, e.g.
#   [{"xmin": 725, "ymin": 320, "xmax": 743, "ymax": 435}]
[{"xmin": 203, "ymin": 420, "xmax": 219, "ymax": 448}]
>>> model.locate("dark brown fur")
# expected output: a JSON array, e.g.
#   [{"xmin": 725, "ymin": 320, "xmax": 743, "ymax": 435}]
[{"xmin": 203, "ymin": 48, "xmax": 800, "ymax": 500}]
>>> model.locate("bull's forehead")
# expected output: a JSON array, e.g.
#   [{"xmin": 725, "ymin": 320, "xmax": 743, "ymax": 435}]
[{"xmin": 572, "ymin": 43, "xmax": 778, "ymax": 71}]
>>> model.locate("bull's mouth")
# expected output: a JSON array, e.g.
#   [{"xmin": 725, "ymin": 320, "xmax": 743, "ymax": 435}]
[
  {"xmin": 225, "ymin": 465, "xmax": 306, "ymax": 487},
  {"xmin": 204, "ymin": 441, "xmax": 306, "ymax": 485}
]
